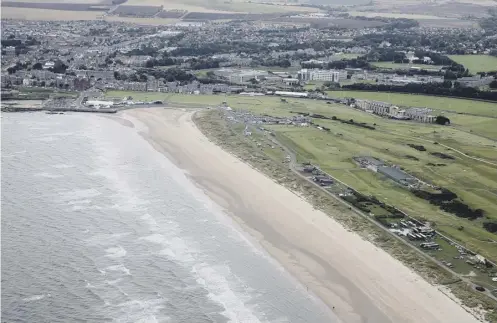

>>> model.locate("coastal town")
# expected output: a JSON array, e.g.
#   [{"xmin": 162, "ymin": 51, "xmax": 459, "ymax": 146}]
[
  {"xmin": 2, "ymin": 2, "xmax": 497, "ymax": 322},
  {"xmin": 2, "ymin": 15, "xmax": 497, "ymax": 121}
]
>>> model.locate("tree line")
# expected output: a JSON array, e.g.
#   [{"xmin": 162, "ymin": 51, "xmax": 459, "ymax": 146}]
[{"xmin": 341, "ymin": 83, "xmax": 497, "ymax": 102}]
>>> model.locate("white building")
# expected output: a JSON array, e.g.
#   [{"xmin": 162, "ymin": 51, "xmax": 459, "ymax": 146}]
[
  {"xmin": 43, "ymin": 61, "xmax": 55, "ymax": 70},
  {"xmin": 283, "ymin": 78, "xmax": 299, "ymax": 85},
  {"xmin": 274, "ymin": 91, "xmax": 308, "ymax": 98},
  {"xmin": 355, "ymin": 99, "xmax": 391, "ymax": 116},
  {"xmin": 357, "ymin": 101, "xmax": 437, "ymax": 123},
  {"xmin": 5, "ymin": 46, "xmax": 16, "ymax": 57},
  {"xmin": 298, "ymin": 69, "xmax": 340, "ymax": 82},
  {"xmin": 85, "ymin": 100, "xmax": 114, "ymax": 108},
  {"xmin": 229, "ymin": 70, "xmax": 268, "ymax": 84},
  {"xmin": 215, "ymin": 68, "xmax": 268, "ymax": 84}
]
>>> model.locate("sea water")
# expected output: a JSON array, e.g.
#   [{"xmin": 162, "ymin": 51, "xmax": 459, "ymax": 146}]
[{"xmin": 1, "ymin": 112, "xmax": 337, "ymax": 323}]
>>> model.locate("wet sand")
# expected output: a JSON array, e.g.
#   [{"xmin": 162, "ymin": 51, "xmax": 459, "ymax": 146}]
[{"xmin": 119, "ymin": 108, "xmax": 479, "ymax": 323}]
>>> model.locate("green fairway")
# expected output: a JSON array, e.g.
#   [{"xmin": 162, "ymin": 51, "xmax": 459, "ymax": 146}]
[
  {"xmin": 371, "ymin": 61, "xmax": 444, "ymax": 70},
  {"xmin": 449, "ymin": 55, "xmax": 497, "ymax": 73},
  {"xmin": 105, "ymin": 91, "xmax": 232, "ymax": 106},
  {"xmin": 209, "ymin": 96, "xmax": 497, "ymax": 264}
]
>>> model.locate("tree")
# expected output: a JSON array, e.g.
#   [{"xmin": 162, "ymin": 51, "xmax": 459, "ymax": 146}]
[
  {"xmin": 483, "ymin": 220, "xmax": 497, "ymax": 233},
  {"xmin": 444, "ymin": 70, "xmax": 457, "ymax": 80},
  {"xmin": 278, "ymin": 59, "xmax": 291, "ymax": 68},
  {"xmin": 49, "ymin": 60, "xmax": 68, "ymax": 74},
  {"xmin": 32, "ymin": 62, "xmax": 43, "ymax": 70},
  {"xmin": 435, "ymin": 116, "xmax": 450, "ymax": 125},
  {"xmin": 145, "ymin": 59, "xmax": 155, "ymax": 68},
  {"xmin": 323, "ymin": 81, "xmax": 340, "ymax": 89},
  {"xmin": 442, "ymin": 80, "xmax": 452, "ymax": 88}
]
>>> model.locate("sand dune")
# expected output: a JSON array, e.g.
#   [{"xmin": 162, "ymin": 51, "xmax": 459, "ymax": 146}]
[{"xmin": 120, "ymin": 108, "xmax": 479, "ymax": 323}]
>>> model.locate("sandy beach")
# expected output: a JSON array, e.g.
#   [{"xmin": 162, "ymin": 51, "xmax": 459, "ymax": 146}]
[{"xmin": 119, "ymin": 107, "xmax": 479, "ymax": 323}]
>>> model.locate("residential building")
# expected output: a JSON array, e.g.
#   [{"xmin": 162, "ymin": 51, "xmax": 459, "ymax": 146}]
[
  {"xmin": 354, "ymin": 99, "xmax": 391, "ymax": 116},
  {"xmin": 5, "ymin": 46, "xmax": 16, "ymax": 57}
]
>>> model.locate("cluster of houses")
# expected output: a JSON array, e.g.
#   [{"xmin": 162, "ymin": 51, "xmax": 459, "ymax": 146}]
[{"xmin": 301, "ymin": 163, "xmax": 334, "ymax": 186}]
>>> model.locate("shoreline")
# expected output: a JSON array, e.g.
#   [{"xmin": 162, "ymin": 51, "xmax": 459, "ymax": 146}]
[{"xmin": 113, "ymin": 107, "xmax": 480, "ymax": 323}]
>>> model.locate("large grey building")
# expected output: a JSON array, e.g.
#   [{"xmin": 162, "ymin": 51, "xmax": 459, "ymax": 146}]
[{"xmin": 377, "ymin": 166, "xmax": 417, "ymax": 186}]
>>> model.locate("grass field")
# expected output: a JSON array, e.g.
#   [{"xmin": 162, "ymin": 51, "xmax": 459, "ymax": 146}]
[
  {"xmin": 106, "ymin": 91, "xmax": 234, "ymax": 105},
  {"xmin": 449, "ymin": 55, "xmax": 497, "ymax": 73},
  {"xmin": 328, "ymin": 90, "xmax": 497, "ymax": 117},
  {"xmin": 333, "ymin": 53, "xmax": 361, "ymax": 59},
  {"xmin": 109, "ymin": 90, "xmax": 497, "ymax": 264},
  {"xmin": 371, "ymin": 61, "xmax": 445, "ymax": 70}
]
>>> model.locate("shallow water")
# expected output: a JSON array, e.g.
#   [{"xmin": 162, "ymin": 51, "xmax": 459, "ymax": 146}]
[{"xmin": 1, "ymin": 112, "xmax": 337, "ymax": 323}]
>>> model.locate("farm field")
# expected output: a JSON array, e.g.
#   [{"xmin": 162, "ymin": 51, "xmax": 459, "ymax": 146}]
[
  {"xmin": 6, "ymin": 0, "xmax": 101, "ymax": 3},
  {"xmin": 104, "ymin": 16, "xmax": 179, "ymax": 25},
  {"xmin": 347, "ymin": 10, "xmax": 450, "ymax": 20},
  {"xmin": 371, "ymin": 61, "xmax": 445, "ymax": 70},
  {"xmin": 449, "ymin": 55, "xmax": 497, "ymax": 73},
  {"xmin": 125, "ymin": 0, "xmax": 319, "ymax": 13},
  {"xmin": 1, "ymin": 7, "xmax": 103, "ymax": 20}
]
